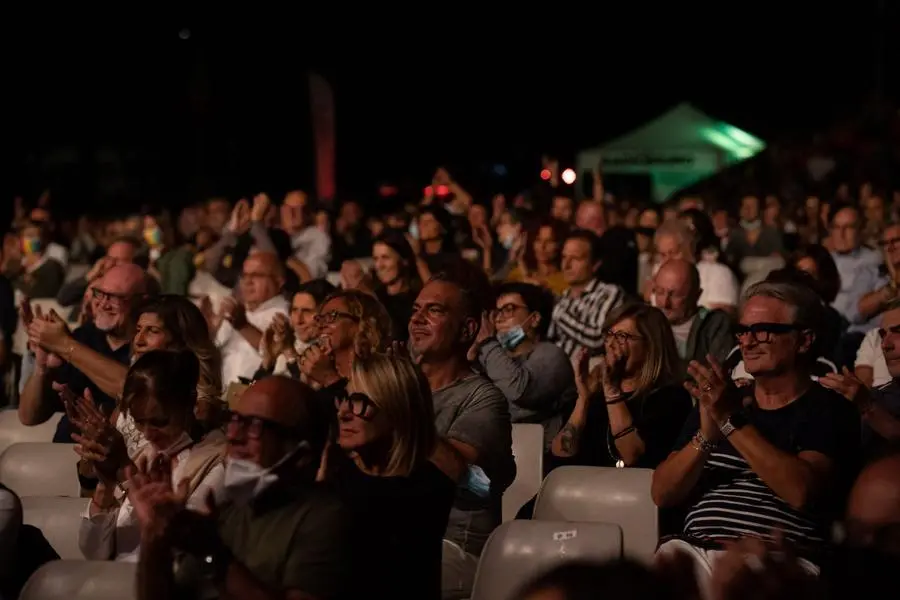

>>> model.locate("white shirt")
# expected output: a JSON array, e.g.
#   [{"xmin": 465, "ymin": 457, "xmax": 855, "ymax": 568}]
[
  {"xmin": 855, "ymin": 327, "xmax": 891, "ymax": 388},
  {"xmin": 217, "ymin": 295, "xmax": 290, "ymax": 387},
  {"xmin": 291, "ymin": 226, "xmax": 331, "ymax": 279},
  {"xmin": 79, "ymin": 443, "xmax": 225, "ymax": 562},
  {"xmin": 696, "ymin": 261, "xmax": 739, "ymax": 310}
]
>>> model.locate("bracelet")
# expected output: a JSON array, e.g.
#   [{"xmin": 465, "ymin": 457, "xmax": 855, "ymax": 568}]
[
  {"xmin": 62, "ymin": 341, "xmax": 76, "ymax": 362},
  {"xmin": 605, "ymin": 395, "xmax": 626, "ymax": 405},
  {"xmin": 690, "ymin": 431, "xmax": 716, "ymax": 453},
  {"xmin": 612, "ymin": 425, "xmax": 636, "ymax": 440}
]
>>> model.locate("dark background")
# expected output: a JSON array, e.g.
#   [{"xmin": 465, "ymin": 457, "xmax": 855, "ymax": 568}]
[{"xmin": 3, "ymin": 4, "xmax": 898, "ymax": 217}]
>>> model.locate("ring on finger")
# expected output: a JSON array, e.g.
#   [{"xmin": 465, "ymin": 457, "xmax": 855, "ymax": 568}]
[{"xmin": 702, "ymin": 383, "xmax": 713, "ymax": 392}]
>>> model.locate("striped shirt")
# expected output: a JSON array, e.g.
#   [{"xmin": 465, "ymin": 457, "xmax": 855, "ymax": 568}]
[
  {"xmin": 674, "ymin": 385, "xmax": 860, "ymax": 551},
  {"xmin": 548, "ymin": 278, "xmax": 624, "ymax": 359}
]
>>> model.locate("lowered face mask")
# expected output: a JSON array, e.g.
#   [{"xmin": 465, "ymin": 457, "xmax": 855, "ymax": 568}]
[
  {"xmin": 222, "ymin": 441, "xmax": 309, "ymax": 504},
  {"xmin": 497, "ymin": 326, "xmax": 527, "ymax": 350}
]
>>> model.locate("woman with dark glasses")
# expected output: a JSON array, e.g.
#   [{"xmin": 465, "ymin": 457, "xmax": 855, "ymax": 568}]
[{"xmin": 319, "ymin": 353, "xmax": 455, "ymax": 600}]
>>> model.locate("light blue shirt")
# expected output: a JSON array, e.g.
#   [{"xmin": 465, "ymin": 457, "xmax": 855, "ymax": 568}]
[{"xmin": 832, "ymin": 246, "xmax": 885, "ymax": 333}]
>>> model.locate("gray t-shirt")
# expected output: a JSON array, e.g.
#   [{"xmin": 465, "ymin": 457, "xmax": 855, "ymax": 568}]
[
  {"xmin": 477, "ymin": 339, "xmax": 575, "ymax": 450},
  {"xmin": 433, "ymin": 372, "xmax": 516, "ymax": 555}
]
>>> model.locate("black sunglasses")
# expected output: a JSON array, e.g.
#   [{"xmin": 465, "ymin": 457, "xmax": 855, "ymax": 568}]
[
  {"xmin": 334, "ymin": 391, "xmax": 379, "ymax": 421},
  {"xmin": 734, "ymin": 322, "xmax": 803, "ymax": 343}
]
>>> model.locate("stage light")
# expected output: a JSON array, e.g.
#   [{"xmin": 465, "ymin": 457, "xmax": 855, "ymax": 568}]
[
  {"xmin": 561, "ymin": 168, "xmax": 576, "ymax": 185},
  {"xmin": 435, "ymin": 185, "xmax": 450, "ymax": 196},
  {"xmin": 540, "ymin": 169, "xmax": 551, "ymax": 181}
]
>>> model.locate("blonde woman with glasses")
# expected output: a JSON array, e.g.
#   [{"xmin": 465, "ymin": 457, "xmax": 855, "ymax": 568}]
[
  {"xmin": 551, "ymin": 303, "xmax": 692, "ymax": 470},
  {"xmin": 319, "ymin": 352, "xmax": 455, "ymax": 600}
]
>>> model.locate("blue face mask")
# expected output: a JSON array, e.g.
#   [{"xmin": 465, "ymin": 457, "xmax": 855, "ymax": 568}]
[
  {"xmin": 408, "ymin": 221, "xmax": 420, "ymax": 240},
  {"xmin": 463, "ymin": 465, "xmax": 492, "ymax": 498},
  {"xmin": 497, "ymin": 325, "xmax": 527, "ymax": 350}
]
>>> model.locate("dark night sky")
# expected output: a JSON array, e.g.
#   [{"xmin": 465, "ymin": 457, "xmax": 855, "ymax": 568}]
[{"xmin": 4, "ymin": 5, "xmax": 898, "ymax": 214}]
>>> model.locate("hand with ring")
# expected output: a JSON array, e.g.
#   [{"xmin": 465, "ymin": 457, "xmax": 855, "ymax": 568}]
[{"xmin": 685, "ymin": 354, "xmax": 743, "ymax": 429}]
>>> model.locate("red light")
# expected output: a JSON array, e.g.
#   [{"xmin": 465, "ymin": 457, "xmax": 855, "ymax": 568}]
[
  {"xmin": 435, "ymin": 185, "xmax": 450, "ymax": 196},
  {"xmin": 424, "ymin": 185, "xmax": 434, "ymax": 196},
  {"xmin": 540, "ymin": 169, "xmax": 552, "ymax": 181},
  {"xmin": 379, "ymin": 185, "xmax": 398, "ymax": 197}
]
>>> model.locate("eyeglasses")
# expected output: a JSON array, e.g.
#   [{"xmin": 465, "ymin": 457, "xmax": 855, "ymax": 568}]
[
  {"xmin": 334, "ymin": 391, "xmax": 379, "ymax": 421},
  {"xmin": 878, "ymin": 237, "xmax": 900, "ymax": 249},
  {"xmin": 227, "ymin": 412, "xmax": 296, "ymax": 440},
  {"xmin": 91, "ymin": 287, "xmax": 130, "ymax": 306},
  {"xmin": 495, "ymin": 303, "xmax": 528, "ymax": 319},
  {"xmin": 314, "ymin": 310, "xmax": 360, "ymax": 326},
  {"xmin": 605, "ymin": 329, "xmax": 644, "ymax": 343},
  {"xmin": 734, "ymin": 322, "xmax": 802, "ymax": 343}
]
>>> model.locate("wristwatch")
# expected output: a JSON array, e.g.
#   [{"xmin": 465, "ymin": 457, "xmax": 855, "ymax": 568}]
[{"xmin": 719, "ymin": 411, "xmax": 749, "ymax": 438}]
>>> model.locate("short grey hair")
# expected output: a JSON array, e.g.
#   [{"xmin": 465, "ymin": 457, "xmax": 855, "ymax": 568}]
[
  {"xmin": 654, "ymin": 219, "xmax": 696, "ymax": 256},
  {"xmin": 743, "ymin": 280, "xmax": 822, "ymax": 329}
]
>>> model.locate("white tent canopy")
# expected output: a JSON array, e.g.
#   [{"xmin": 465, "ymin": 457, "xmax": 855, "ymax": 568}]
[{"xmin": 577, "ymin": 103, "xmax": 765, "ymax": 202}]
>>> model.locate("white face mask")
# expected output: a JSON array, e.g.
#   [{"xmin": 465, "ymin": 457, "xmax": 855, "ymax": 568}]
[{"xmin": 222, "ymin": 441, "xmax": 309, "ymax": 504}]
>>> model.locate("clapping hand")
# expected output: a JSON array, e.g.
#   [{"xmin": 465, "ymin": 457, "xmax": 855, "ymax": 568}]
[{"xmin": 61, "ymin": 386, "xmax": 129, "ymax": 483}]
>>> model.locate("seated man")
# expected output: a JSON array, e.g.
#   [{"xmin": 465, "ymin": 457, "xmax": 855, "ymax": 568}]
[
  {"xmin": 131, "ymin": 376, "xmax": 348, "ymax": 600},
  {"xmin": 652, "ymin": 281, "xmax": 860, "ymax": 597},
  {"xmin": 209, "ymin": 252, "xmax": 289, "ymax": 387},
  {"xmin": 649, "ymin": 258, "xmax": 733, "ymax": 365}
]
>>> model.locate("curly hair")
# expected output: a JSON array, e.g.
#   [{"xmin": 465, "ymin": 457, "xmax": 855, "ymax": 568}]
[{"xmin": 321, "ymin": 289, "xmax": 393, "ymax": 358}]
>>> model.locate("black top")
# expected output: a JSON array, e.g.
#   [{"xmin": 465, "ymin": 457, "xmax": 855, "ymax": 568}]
[
  {"xmin": 670, "ymin": 383, "xmax": 860, "ymax": 556},
  {"xmin": 375, "ymin": 288, "xmax": 414, "ymax": 343},
  {"xmin": 551, "ymin": 384, "xmax": 693, "ymax": 470},
  {"xmin": 326, "ymin": 450, "xmax": 455, "ymax": 600},
  {"xmin": 51, "ymin": 322, "xmax": 131, "ymax": 443}
]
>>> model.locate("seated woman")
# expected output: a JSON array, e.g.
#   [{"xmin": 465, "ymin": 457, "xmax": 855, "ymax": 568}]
[
  {"xmin": 78, "ymin": 350, "xmax": 226, "ymax": 562},
  {"xmin": 321, "ymin": 353, "xmax": 455, "ymax": 600},
  {"xmin": 256, "ymin": 279, "xmax": 336, "ymax": 380},
  {"xmin": 298, "ymin": 288, "xmax": 393, "ymax": 398},
  {"xmin": 33, "ymin": 294, "xmax": 224, "ymax": 461},
  {"xmin": 551, "ymin": 303, "xmax": 692, "ymax": 470}
]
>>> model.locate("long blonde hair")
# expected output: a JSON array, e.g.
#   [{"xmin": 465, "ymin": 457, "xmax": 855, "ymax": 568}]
[
  {"xmin": 602, "ymin": 303, "xmax": 682, "ymax": 399},
  {"xmin": 348, "ymin": 353, "xmax": 437, "ymax": 477}
]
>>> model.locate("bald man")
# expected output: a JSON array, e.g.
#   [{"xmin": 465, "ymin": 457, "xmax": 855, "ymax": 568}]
[
  {"xmin": 215, "ymin": 252, "xmax": 289, "ymax": 386},
  {"xmin": 20, "ymin": 263, "xmax": 149, "ymax": 443},
  {"xmin": 844, "ymin": 451, "xmax": 900, "ymax": 557},
  {"xmin": 649, "ymin": 259, "xmax": 733, "ymax": 365},
  {"xmin": 135, "ymin": 376, "xmax": 348, "ymax": 600}
]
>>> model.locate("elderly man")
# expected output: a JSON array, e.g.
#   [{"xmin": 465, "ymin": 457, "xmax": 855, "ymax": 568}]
[
  {"xmin": 649, "ymin": 259, "xmax": 733, "ymax": 365},
  {"xmin": 19, "ymin": 263, "xmax": 148, "ymax": 442},
  {"xmin": 210, "ymin": 252, "xmax": 289, "ymax": 387},
  {"xmin": 132, "ymin": 376, "xmax": 348, "ymax": 600},
  {"xmin": 652, "ymin": 281, "xmax": 860, "ymax": 598}
]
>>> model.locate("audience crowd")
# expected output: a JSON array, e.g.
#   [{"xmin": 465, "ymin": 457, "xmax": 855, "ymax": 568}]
[{"xmin": 0, "ymin": 165, "xmax": 898, "ymax": 599}]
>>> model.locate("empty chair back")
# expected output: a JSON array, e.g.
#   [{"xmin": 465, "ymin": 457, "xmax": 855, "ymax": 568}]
[
  {"xmin": 470, "ymin": 520, "xmax": 622, "ymax": 600},
  {"xmin": 533, "ymin": 466, "xmax": 658, "ymax": 561},
  {"xmin": 0, "ymin": 412, "xmax": 63, "ymax": 456},
  {"xmin": 22, "ymin": 496, "xmax": 88, "ymax": 560},
  {"xmin": 0, "ymin": 442, "xmax": 80, "ymax": 497},
  {"xmin": 20, "ymin": 560, "xmax": 137, "ymax": 600},
  {"xmin": 502, "ymin": 423, "xmax": 544, "ymax": 521}
]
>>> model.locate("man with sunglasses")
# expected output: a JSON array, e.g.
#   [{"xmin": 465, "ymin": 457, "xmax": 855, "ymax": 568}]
[
  {"xmin": 132, "ymin": 376, "xmax": 348, "ymax": 600},
  {"xmin": 652, "ymin": 281, "xmax": 860, "ymax": 593}
]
